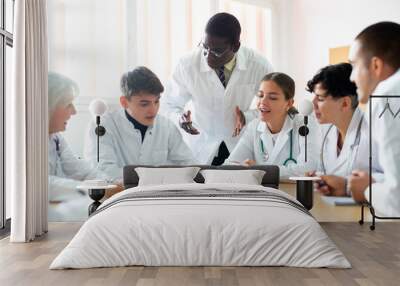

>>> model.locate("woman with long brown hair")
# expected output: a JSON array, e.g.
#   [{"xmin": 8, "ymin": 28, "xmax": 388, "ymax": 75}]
[{"xmin": 226, "ymin": 72, "xmax": 320, "ymax": 180}]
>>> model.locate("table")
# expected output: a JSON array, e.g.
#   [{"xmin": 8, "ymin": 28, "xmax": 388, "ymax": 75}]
[{"xmin": 279, "ymin": 183, "xmax": 372, "ymax": 222}]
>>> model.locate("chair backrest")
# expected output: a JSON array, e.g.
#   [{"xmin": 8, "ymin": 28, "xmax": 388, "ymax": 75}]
[{"xmin": 123, "ymin": 165, "xmax": 280, "ymax": 189}]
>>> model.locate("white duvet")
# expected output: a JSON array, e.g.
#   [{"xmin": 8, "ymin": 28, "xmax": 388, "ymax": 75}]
[{"xmin": 50, "ymin": 183, "xmax": 351, "ymax": 269}]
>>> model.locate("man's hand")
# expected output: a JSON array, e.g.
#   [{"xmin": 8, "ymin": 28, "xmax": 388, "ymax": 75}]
[
  {"xmin": 348, "ymin": 170, "xmax": 370, "ymax": 203},
  {"xmin": 243, "ymin": 159, "xmax": 256, "ymax": 167},
  {"xmin": 233, "ymin": 106, "xmax": 246, "ymax": 137},
  {"xmin": 104, "ymin": 184, "xmax": 124, "ymax": 199},
  {"xmin": 305, "ymin": 171, "xmax": 316, "ymax": 177},
  {"xmin": 315, "ymin": 175, "xmax": 346, "ymax": 196},
  {"xmin": 180, "ymin": 110, "xmax": 200, "ymax": 135}
]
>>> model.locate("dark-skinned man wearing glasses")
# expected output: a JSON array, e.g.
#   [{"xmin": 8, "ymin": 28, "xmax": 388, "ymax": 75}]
[{"xmin": 161, "ymin": 12, "xmax": 273, "ymax": 165}]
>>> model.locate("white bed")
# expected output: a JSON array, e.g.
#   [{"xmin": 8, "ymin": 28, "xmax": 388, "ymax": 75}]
[{"xmin": 50, "ymin": 183, "xmax": 350, "ymax": 269}]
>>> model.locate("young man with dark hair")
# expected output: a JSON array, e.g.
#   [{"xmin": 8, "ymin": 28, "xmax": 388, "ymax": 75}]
[
  {"xmin": 348, "ymin": 21, "xmax": 400, "ymax": 216},
  {"xmin": 161, "ymin": 12, "xmax": 273, "ymax": 165},
  {"xmin": 85, "ymin": 66, "xmax": 196, "ymax": 180}
]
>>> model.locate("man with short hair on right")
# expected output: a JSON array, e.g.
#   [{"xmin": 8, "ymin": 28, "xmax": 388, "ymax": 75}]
[{"xmin": 347, "ymin": 21, "xmax": 400, "ymax": 216}]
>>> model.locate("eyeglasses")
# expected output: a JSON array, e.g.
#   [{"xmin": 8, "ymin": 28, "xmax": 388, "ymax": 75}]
[{"xmin": 199, "ymin": 41, "xmax": 231, "ymax": 58}]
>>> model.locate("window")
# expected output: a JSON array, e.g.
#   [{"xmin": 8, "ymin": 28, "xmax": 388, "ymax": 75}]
[{"xmin": 0, "ymin": 0, "xmax": 14, "ymax": 233}]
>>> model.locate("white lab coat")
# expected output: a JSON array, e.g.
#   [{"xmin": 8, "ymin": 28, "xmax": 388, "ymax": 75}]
[
  {"xmin": 49, "ymin": 133, "xmax": 108, "ymax": 202},
  {"xmin": 226, "ymin": 114, "xmax": 320, "ymax": 179},
  {"xmin": 161, "ymin": 46, "xmax": 273, "ymax": 164},
  {"xmin": 318, "ymin": 107, "xmax": 382, "ymax": 177},
  {"xmin": 84, "ymin": 109, "xmax": 197, "ymax": 180},
  {"xmin": 365, "ymin": 68, "xmax": 400, "ymax": 217}
]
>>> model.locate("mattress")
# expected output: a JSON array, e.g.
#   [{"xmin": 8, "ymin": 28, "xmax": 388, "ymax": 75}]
[{"xmin": 50, "ymin": 183, "xmax": 351, "ymax": 269}]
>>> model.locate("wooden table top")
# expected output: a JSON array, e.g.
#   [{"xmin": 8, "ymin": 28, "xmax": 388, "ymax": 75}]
[{"xmin": 280, "ymin": 183, "xmax": 372, "ymax": 222}]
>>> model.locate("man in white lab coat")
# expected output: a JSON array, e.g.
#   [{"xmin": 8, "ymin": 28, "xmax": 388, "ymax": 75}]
[
  {"xmin": 161, "ymin": 12, "xmax": 273, "ymax": 165},
  {"xmin": 348, "ymin": 21, "xmax": 400, "ymax": 216},
  {"xmin": 85, "ymin": 67, "xmax": 196, "ymax": 180}
]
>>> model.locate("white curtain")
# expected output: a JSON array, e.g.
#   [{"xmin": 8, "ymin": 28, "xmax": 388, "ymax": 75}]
[{"xmin": 10, "ymin": 0, "xmax": 48, "ymax": 242}]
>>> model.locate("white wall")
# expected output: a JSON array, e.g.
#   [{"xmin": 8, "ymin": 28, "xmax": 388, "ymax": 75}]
[{"xmin": 281, "ymin": 0, "xmax": 400, "ymax": 100}]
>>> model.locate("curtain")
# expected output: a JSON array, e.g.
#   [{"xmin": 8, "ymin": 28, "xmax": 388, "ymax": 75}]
[{"xmin": 10, "ymin": 0, "xmax": 48, "ymax": 242}]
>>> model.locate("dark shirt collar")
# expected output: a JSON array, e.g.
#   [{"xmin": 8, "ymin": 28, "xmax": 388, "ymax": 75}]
[{"xmin": 124, "ymin": 110, "xmax": 148, "ymax": 141}]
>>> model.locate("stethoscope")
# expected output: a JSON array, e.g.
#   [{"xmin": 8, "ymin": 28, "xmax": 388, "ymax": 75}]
[
  {"xmin": 320, "ymin": 117, "xmax": 363, "ymax": 174},
  {"xmin": 52, "ymin": 136, "xmax": 62, "ymax": 175},
  {"xmin": 54, "ymin": 136, "xmax": 61, "ymax": 157},
  {"xmin": 260, "ymin": 129, "xmax": 297, "ymax": 166}
]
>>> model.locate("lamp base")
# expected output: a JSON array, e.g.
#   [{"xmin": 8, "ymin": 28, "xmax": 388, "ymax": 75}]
[
  {"xmin": 296, "ymin": 180, "xmax": 313, "ymax": 210},
  {"xmin": 88, "ymin": 188, "xmax": 105, "ymax": 215}
]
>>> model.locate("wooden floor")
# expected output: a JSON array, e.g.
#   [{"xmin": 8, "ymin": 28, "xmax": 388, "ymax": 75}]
[{"xmin": 1, "ymin": 221, "xmax": 400, "ymax": 286}]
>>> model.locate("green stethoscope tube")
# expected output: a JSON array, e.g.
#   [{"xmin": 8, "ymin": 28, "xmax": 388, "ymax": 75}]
[{"xmin": 260, "ymin": 129, "xmax": 297, "ymax": 166}]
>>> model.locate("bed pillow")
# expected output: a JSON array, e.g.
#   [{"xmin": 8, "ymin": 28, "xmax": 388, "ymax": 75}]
[
  {"xmin": 200, "ymin": 169, "xmax": 266, "ymax": 185},
  {"xmin": 135, "ymin": 167, "xmax": 201, "ymax": 186}
]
